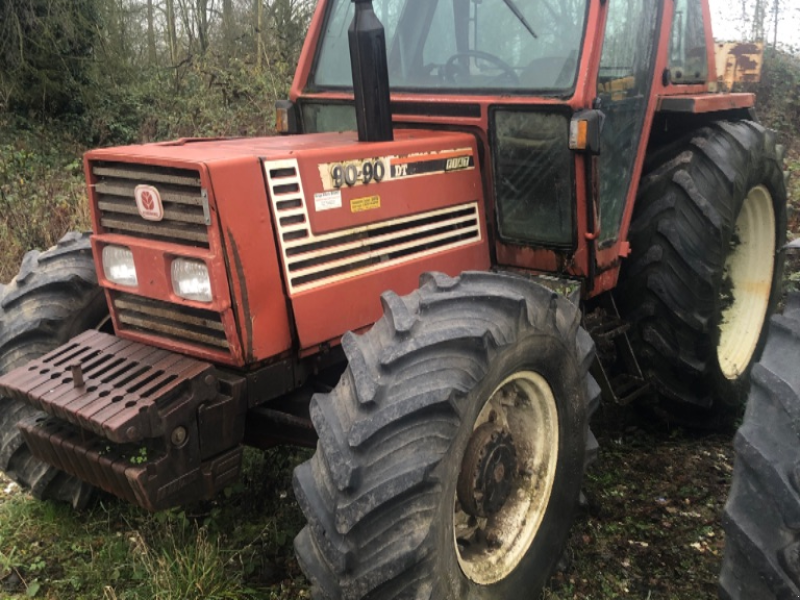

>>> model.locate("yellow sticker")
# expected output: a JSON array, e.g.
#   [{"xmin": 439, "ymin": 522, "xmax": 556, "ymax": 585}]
[{"xmin": 351, "ymin": 195, "xmax": 381, "ymax": 213}]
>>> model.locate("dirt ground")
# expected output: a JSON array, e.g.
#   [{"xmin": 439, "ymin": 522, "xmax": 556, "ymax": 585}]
[{"xmin": 545, "ymin": 405, "xmax": 734, "ymax": 600}]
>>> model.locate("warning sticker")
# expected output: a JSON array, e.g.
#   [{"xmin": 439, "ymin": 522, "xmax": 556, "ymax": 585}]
[
  {"xmin": 351, "ymin": 195, "xmax": 381, "ymax": 213},
  {"xmin": 314, "ymin": 190, "xmax": 342, "ymax": 212}
]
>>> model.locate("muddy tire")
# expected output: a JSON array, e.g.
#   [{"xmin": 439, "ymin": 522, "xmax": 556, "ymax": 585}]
[
  {"xmin": 293, "ymin": 271, "xmax": 600, "ymax": 599},
  {"xmin": 617, "ymin": 120, "xmax": 787, "ymax": 425},
  {"xmin": 719, "ymin": 297, "xmax": 800, "ymax": 599},
  {"xmin": 0, "ymin": 232, "xmax": 107, "ymax": 508}
]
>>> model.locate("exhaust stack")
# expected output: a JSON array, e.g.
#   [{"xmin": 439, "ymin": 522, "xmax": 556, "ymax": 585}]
[{"xmin": 349, "ymin": 0, "xmax": 393, "ymax": 142}]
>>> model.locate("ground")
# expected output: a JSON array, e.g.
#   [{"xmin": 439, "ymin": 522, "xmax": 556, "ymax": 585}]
[
  {"xmin": 546, "ymin": 409, "xmax": 734, "ymax": 600},
  {"xmin": 0, "ymin": 407, "xmax": 734, "ymax": 600}
]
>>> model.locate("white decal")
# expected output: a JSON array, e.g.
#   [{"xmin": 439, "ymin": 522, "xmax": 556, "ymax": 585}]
[{"xmin": 314, "ymin": 190, "xmax": 342, "ymax": 212}]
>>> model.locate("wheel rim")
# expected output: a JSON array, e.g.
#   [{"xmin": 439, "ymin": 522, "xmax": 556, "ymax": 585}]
[
  {"xmin": 718, "ymin": 185, "xmax": 776, "ymax": 380},
  {"xmin": 454, "ymin": 371, "xmax": 559, "ymax": 585}
]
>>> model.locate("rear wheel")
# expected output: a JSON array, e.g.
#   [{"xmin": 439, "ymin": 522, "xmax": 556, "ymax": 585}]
[
  {"xmin": 617, "ymin": 120, "xmax": 787, "ymax": 425},
  {"xmin": 0, "ymin": 232, "xmax": 107, "ymax": 508},
  {"xmin": 719, "ymin": 296, "xmax": 800, "ymax": 599},
  {"xmin": 293, "ymin": 271, "xmax": 600, "ymax": 599}
]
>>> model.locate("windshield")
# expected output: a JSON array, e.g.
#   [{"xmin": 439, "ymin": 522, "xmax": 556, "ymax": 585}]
[{"xmin": 311, "ymin": 0, "xmax": 589, "ymax": 94}]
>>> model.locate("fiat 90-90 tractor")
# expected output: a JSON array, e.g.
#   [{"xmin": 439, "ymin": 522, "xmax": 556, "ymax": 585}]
[{"xmin": 0, "ymin": 0, "xmax": 786, "ymax": 598}]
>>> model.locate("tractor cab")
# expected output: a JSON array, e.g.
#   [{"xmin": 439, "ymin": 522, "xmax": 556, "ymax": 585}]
[{"xmin": 288, "ymin": 0, "xmax": 749, "ymax": 295}]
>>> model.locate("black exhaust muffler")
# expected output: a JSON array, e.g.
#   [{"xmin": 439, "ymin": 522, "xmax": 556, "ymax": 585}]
[{"xmin": 349, "ymin": 0, "xmax": 393, "ymax": 142}]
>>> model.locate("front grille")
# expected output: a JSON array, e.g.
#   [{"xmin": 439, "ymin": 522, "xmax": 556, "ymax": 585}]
[
  {"xmin": 264, "ymin": 159, "xmax": 482, "ymax": 294},
  {"xmin": 93, "ymin": 162, "xmax": 210, "ymax": 248},
  {"xmin": 113, "ymin": 293, "xmax": 229, "ymax": 351}
]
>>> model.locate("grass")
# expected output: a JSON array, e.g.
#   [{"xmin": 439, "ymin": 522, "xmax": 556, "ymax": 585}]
[{"xmin": 0, "ymin": 448, "xmax": 311, "ymax": 600}]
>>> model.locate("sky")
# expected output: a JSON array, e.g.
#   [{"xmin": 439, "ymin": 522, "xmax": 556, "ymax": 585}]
[{"xmin": 709, "ymin": 0, "xmax": 800, "ymax": 48}]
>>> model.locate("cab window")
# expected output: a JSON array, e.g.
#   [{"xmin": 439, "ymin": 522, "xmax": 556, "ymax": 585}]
[
  {"xmin": 669, "ymin": 0, "xmax": 709, "ymax": 83},
  {"xmin": 312, "ymin": 0, "xmax": 589, "ymax": 94}
]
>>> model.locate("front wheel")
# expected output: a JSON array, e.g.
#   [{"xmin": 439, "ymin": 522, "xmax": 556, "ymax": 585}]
[
  {"xmin": 293, "ymin": 271, "xmax": 599, "ymax": 599},
  {"xmin": 0, "ymin": 232, "xmax": 107, "ymax": 508}
]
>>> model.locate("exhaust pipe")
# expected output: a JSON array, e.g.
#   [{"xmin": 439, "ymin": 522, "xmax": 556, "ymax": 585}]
[{"xmin": 349, "ymin": 0, "xmax": 393, "ymax": 142}]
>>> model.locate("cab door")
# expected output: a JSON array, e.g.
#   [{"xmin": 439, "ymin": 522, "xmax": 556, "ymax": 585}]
[{"xmin": 594, "ymin": 0, "xmax": 660, "ymax": 252}]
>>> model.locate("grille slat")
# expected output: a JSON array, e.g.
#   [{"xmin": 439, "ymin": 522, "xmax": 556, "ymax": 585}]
[
  {"xmin": 93, "ymin": 162, "xmax": 209, "ymax": 248},
  {"xmin": 287, "ymin": 224, "xmax": 480, "ymax": 277},
  {"xmin": 114, "ymin": 298, "xmax": 225, "ymax": 331},
  {"xmin": 98, "ymin": 198, "xmax": 208, "ymax": 225},
  {"xmin": 100, "ymin": 216, "xmax": 209, "ymax": 243},
  {"xmin": 93, "ymin": 166, "xmax": 201, "ymax": 187},
  {"xmin": 95, "ymin": 182, "xmax": 205, "ymax": 206},
  {"xmin": 113, "ymin": 294, "xmax": 229, "ymax": 351}
]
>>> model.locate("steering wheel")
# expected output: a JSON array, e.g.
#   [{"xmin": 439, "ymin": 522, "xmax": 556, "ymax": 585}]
[{"xmin": 443, "ymin": 51, "xmax": 520, "ymax": 85}]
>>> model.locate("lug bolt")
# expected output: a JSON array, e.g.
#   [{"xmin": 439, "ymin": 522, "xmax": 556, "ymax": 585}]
[{"xmin": 171, "ymin": 426, "xmax": 188, "ymax": 447}]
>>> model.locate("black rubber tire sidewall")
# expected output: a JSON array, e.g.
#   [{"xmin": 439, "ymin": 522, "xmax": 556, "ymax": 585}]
[{"xmin": 719, "ymin": 298, "xmax": 800, "ymax": 599}]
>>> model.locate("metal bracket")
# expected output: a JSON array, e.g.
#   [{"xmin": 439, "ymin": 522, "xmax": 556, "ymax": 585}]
[{"xmin": 201, "ymin": 189, "xmax": 212, "ymax": 225}]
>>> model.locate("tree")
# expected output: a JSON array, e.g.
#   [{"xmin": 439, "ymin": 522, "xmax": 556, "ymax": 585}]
[{"xmin": 0, "ymin": 0, "xmax": 100, "ymax": 117}]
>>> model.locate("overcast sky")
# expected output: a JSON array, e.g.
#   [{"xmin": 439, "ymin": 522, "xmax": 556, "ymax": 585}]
[{"xmin": 709, "ymin": 0, "xmax": 800, "ymax": 48}]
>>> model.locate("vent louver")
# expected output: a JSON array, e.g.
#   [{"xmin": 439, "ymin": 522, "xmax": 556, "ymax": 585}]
[{"xmin": 264, "ymin": 159, "xmax": 481, "ymax": 294}]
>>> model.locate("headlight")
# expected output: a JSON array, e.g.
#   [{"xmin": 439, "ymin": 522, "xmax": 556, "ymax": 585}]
[
  {"xmin": 102, "ymin": 245, "xmax": 138, "ymax": 287},
  {"xmin": 171, "ymin": 258, "xmax": 212, "ymax": 303}
]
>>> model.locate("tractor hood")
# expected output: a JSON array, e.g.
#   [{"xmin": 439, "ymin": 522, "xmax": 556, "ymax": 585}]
[{"xmin": 84, "ymin": 129, "xmax": 490, "ymax": 367}]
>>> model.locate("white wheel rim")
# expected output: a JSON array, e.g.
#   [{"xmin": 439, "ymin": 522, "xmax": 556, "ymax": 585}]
[
  {"xmin": 454, "ymin": 371, "xmax": 559, "ymax": 585},
  {"xmin": 717, "ymin": 185, "xmax": 776, "ymax": 380}
]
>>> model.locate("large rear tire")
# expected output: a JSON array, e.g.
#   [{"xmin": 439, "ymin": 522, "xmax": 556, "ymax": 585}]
[
  {"xmin": 0, "ymin": 232, "xmax": 107, "ymax": 508},
  {"xmin": 617, "ymin": 120, "xmax": 787, "ymax": 425},
  {"xmin": 719, "ymin": 296, "xmax": 800, "ymax": 599},
  {"xmin": 293, "ymin": 271, "xmax": 600, "ymax": 599}
]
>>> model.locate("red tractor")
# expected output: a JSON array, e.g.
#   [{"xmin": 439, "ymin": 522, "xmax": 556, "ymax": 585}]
[{"xmin": 0, "ymin": 0, "xmax": 787, "ymax": 598}]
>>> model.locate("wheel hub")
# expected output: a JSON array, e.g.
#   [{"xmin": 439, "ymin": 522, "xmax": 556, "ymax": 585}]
[
  {"xmin": 457, "ymin": 423, "xmax": 518, "ymax": 517},
  {"xmin": 453, "ymin": 371, "xmax": 560, "ymax": 586}
]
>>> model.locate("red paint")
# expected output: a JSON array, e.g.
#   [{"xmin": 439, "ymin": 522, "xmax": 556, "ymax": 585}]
[{"xmin": 656, "ymin": 93, "xmax": 756, "ymax": 113}]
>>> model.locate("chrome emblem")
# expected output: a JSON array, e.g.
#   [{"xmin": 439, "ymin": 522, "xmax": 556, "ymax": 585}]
[{"xmin": 134, "ymin": 185, "xmax": 164, "ymax": 222}]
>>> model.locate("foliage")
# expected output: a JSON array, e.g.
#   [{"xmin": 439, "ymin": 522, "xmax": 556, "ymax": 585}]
[
  {"xmin": 0, "ymin": 116, "xmax": 91, "ymax": 283},
  {"xmin": 0, "ymin": 0, "xmax": 313, "ymax": 146},
  {"xmin": 752, "ymin": 48, "xmax": 800, "ymax": 137},
  {"xmin": 0, "ymin": 0, "xmax": 313, "ymax": 282},
  {"xmin": 0, "ymin": 0, "xmax": 100, "ymax": 118}
]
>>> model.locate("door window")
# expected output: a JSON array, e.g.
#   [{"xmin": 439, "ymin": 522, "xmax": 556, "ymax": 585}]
[
  {"xmin": 669, "ymin": 0, "xmax": 709, "ymax": 83},
  {"xmin": 596, "ymin": 0, "xmax": 659, "ymax": 244}
]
